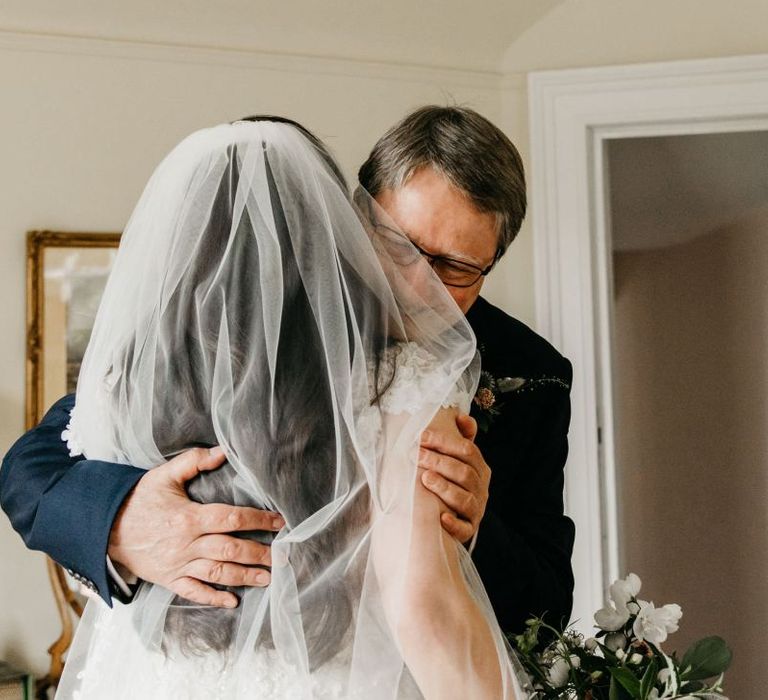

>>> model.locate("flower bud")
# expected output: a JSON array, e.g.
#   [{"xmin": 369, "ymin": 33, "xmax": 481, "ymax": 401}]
[
  {"xmin": 629, "ymin": 653, "xmax": 643, "ymax": 665},
  {"xmin": 615, "ymin": 648, "xmax": 626, "ymax": 661},
  {"xmin": 584, "ymin": 638, "xmax": 598, "ymax": 651},
  {"xmin": 605, "ymin": 632, "xmax": 628, "ymax": 652}
]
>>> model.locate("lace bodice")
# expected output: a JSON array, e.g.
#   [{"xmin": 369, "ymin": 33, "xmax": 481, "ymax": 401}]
[{"xmin": 370, "ymin": 341, "xmax": 471, "ymax": 415}]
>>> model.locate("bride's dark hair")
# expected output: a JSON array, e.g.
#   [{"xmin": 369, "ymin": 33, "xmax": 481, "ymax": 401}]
[{"xmin": 136, "ymin": 119, "xmax": 386, "ymax": 668}]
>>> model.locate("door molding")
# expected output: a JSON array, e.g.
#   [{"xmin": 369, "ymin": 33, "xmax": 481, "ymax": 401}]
[{"xmin": 528, "ymin": 54, "xmax": 768, "ymax": 630}]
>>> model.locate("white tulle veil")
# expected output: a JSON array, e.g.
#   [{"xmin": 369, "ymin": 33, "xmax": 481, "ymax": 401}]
[{"xmin": 57, "ymin": 121, "xmax": 524, "ymax": 699}]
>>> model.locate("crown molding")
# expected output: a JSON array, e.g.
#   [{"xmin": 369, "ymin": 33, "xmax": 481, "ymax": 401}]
[{"xmin": 0, "ymin": 29, "xmax": 508, "ymax": 90}]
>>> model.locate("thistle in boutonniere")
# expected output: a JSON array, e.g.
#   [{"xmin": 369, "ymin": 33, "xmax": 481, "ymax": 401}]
[{"xmin": 473, "ymin": 370, "xmax": 502, "ymax": 433}]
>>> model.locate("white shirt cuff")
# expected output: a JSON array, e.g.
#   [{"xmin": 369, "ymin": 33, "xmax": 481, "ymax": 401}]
[{"xmin": 106, "ymin": 555, "xmax": 137, "ymax": 597}]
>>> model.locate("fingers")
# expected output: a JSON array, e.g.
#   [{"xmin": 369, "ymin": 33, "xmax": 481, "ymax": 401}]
[
  {"xmin": 455, "ymin": 413, "xmax": 478, "ymax": 441},
  {"xmin": 197, "ymin": 503, "xmax": 285, "ymax": 534},
  {"xmin": 420, "ymin": 428, "xmax": 479, "ymax": 469},
  {"xmin": 440, "ymin": 511, "xmax": 474, "ymax": 544},
  {"xmin": 184, "ymin": 559, "xmax": 271, "ymax": 588},
  {"xmin": 421, "ymin": 470, "xmax": 478, "ymax": 524},
  {"xmin": 195, "ymin": 534, "xmax": 272, "ymax": 567},
  {"xmin": 418, "ymin": 448, "xmax": 479, "ymax": 493},
  {"xmin": 166, "ymin": 446, "xmax": 228, "ymax": 484},
  {"xmin": 170, "ymin": 576, "xmax": 239, "ymax": 609}
]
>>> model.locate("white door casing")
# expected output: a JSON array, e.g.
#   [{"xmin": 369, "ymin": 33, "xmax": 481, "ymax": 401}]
[{"xmin": 527, "ymin": 54, "xmax": 768, "ymax": 632}]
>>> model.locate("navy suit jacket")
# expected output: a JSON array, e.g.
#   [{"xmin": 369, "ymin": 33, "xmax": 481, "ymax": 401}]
[{"xmin": 0, "ymin": 296, "xmax": 575, "ymax": 633}]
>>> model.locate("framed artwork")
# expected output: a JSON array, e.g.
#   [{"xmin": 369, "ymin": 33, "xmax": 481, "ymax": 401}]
[
  {"xmin": 26, "ymin": 231, "xmax": 121, "ymax": 430},
  {"xmin": 25, "ymin": 230, "xmax": 121, "ymax": 698}
]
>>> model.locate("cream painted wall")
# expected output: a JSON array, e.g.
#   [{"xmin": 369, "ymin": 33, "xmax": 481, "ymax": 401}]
[
  {"xmin": 0, "ymin": 34, "xmax": 534, "ymax": 675},
  {"xmin": 503, "ymin": 0, "xmax": 768, "ymax": 73},
  {"xmin": 613, "ymin": 209, "xmax": 768, "ymax": 700}
]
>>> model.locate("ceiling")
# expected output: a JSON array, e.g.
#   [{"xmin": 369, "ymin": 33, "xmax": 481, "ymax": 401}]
[
  {"xmin": 0, "ymin": 0, "xmax": 563, "ymax": 72},
  {"xmin": 609, "ymin": 131, "xmax": 768, "ymax": 252}
]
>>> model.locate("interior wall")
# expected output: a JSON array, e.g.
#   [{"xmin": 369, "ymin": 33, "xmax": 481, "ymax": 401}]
[
  {"xmin": 0, "ymin": 34, "xmax": 528, "ymax": 675},
  {"xmin": 500, "ymin": 0, "xmax": 768, "ymax": 353},
  {"xmin": 503, "ymin": 0, "xmax": 768, "ymax": 73},
  {"xmin": 613, "ymin": 208, "xmax": 768, "ymax": 700}
]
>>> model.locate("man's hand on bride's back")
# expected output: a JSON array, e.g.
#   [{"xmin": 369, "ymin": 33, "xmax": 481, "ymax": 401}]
[
  {"xmin": 107, "ymin": 446, "xmax": 285, "ymax": 608},
  {"xmin": 419, "ymin": 413, "xmax": 491, "ymax": 545}
]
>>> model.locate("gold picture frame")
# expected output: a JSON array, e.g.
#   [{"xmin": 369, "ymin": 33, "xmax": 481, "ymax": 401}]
[
  {"xmin": 25, "ymin": 230, "xmax": 121, "ymax": 698},
  {"xmin": 26, "ymin": 231, "xmax": 122, "ymax": 430}
]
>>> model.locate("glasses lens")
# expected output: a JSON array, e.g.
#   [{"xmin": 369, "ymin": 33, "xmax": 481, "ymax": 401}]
[
  {"xmin": 433, "ymin": 260, "xmax": 482, "ymax": 287},
  {"xmin": 376, "ymin": 227, "xmax": 420, "ymax": 265}
]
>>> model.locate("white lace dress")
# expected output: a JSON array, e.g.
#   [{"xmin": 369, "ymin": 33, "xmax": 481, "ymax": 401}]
[{"xmin": 59, "ymin": 342, "xmax": 474, "ymax": 700}]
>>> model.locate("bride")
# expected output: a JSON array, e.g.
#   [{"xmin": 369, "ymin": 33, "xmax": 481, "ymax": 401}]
[{"xmin": 56, "ymin": 118, "xmax": 525, "ymax": 699}]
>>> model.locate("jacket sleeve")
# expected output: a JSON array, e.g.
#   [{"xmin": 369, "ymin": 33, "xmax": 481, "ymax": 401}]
[
  {"xmin": 471, "ymin": 359, "xmax": 576, "ymax": 636},
  {"xmin": 0, "ymin": 395, "xmax": 145, "ymax": 605}
]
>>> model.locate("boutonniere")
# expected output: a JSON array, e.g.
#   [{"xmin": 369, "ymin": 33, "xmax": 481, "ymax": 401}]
[
  {"xmin": 472, "ymin": 343, "xmax": 526, "ymax": 433},
  {"xmin": 472, "ymin": 371, "xmax": 503, "ymax": 433},
  {"xmin": 472, "ymin": 372, "xmax": 531, "ymax": 433}
]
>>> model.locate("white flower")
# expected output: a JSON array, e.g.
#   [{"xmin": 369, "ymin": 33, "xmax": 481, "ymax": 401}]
[
  {"xmin": 584, "ymin": 637, "xmax": 598, "ymax": 651},
  {"xmin": 547, "ymin": 658, "xmax": 570, "ymax": 687},
  {"xmin": 594, "ymin": 604, "xmax": 629, "ymax": 631},
  {"xmin": 615, "ymin": 648, "xmax": 626, "ymax": 661},
  {"xmin": 632, "ymin": 601, "xmax": 682, "ymax": 645},
  {"xmin": 629, "ymin": 653, "xmax": 643, "ymax": 665},
  {"xmin": 604, "ymin": 631, "xmax": 628, "ymax": 652},
  {"xmin": 595, "ymin": 573, "xmax": 642, "ymax": 631},
  {"xmin": 610, "ymin": 573, "xmax": 642, "ymax": 612},
  {"xmin": 546, "ymin": 654, "xmax": 581, "ymax": 688}
]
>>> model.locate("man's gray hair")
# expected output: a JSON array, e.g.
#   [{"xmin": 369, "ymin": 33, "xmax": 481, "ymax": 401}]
[{"xmin": 358, "ymin": 105, "xmax": 526, "ymax": 257}]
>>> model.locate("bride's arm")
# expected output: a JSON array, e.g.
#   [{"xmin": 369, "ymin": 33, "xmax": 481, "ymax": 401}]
[{"xmin": 373, "ymin": 407, "xmax": 509, "ymax": 700}]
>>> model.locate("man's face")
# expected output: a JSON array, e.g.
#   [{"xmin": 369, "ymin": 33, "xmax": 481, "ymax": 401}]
[{"xmin": 374, "ymin": 167, "xmax": 499, "ymax": 314}]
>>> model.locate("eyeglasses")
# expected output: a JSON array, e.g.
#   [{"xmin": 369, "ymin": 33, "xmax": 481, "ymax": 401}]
[{"xmin": 373, "ymin": 223, "xmax": 497, "ymax": 288}]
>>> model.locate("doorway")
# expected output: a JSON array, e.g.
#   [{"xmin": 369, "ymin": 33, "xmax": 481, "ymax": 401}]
[
  {"xmin": 529, "ymin": 54, "xmax": 768, "ymax": 700},
  {"xmin": 608, "ymin": 131, "xmax": 768, "ymax": 699}
]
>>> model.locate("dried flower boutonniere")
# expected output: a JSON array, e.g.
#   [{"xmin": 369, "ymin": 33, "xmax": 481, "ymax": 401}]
[{"xmin": 473, "ymin": 370, "xmax": 502, "ymax": 433}]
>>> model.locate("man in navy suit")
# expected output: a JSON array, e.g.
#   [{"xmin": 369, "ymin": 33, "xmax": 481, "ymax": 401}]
[{"xmin": 1, "ymin": 107, "xmax": 575, "ymax": 635}]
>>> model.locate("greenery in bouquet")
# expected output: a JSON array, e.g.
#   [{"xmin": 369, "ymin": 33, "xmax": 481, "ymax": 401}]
[{"xmin": 511, "ymin": 574, "xmax": 732, "ymax": 700}]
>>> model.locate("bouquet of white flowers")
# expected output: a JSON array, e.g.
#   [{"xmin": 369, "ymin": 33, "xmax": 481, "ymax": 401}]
[{"xmin": 512, "ymin": 573, "xmax": 732, "ymax": 700}]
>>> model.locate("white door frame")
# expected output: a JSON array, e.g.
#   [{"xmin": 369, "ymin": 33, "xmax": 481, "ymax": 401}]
[{"xmin": 528, "ymin": 54, "xmax": 768, "ymax": 631}]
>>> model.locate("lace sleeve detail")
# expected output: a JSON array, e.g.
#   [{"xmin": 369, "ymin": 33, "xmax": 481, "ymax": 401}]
[
  {"xmin": 372, "ymin": 342, "xmax": 470, "ymax": 415},
  {"xmin": 61, "ymin": 408, "xmax": 85, "ymax": 458}
]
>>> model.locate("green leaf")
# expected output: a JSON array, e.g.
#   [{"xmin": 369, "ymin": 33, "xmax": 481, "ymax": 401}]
[
  {"xmin": 609, "ymin": 674, "xmax": 632, "ymax": 700},
  {"xmin": 639, "ymin": 658, "xmax": 658, "ymax": 700},
  {"xmin": 608, "ymin": 667, "xmax": 641, "ymax": 696},
  {"xmin": 680, "ymin": 679, "xmax": 705, "ymax": 692},
  {"xmin": 680, "ymin": 636, "xmax": 733, "ymax": 681}
]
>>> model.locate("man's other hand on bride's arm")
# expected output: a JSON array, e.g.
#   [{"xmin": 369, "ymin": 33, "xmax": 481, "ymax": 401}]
[
  {"xmin": 419, "ymin": 414, "xmax": 490, "ymax": 544},
  {"xmin": 107, "ymin": 446, "xmax": 285, "ymax": 609}
]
